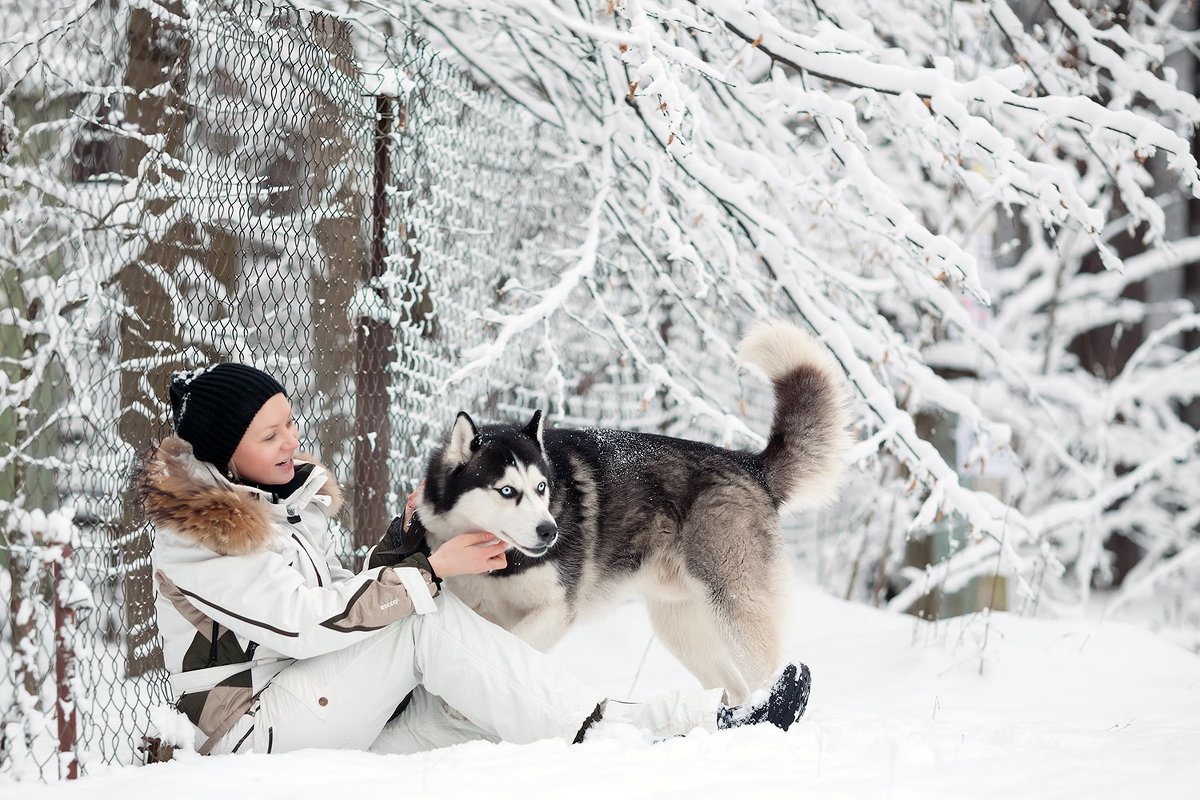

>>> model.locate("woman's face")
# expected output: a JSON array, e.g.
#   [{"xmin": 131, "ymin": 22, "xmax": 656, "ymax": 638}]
[{"xmin": 230, "ymin": 393, "xmax": 299, "ymax": 485}]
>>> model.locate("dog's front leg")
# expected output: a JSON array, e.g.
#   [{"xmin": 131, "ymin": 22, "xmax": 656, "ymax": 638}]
[{"xmin": 508, "ymin": 605, "xmax": 573, "ymax": 652}]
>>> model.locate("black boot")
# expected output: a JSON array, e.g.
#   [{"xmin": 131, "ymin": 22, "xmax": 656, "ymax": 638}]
[{"xmin": 717, "ymin": 662, "xmax": 811, "ymax": 732}]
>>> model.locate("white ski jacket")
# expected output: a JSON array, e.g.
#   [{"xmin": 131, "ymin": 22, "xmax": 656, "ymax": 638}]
[{"xmin": 138, "ymin": 435, "xmax": 437, "ymax": 752}]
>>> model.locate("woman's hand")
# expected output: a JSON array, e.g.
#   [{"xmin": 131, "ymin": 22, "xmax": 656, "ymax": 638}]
[
  {"xmin": 402, "ymin": 480, "xmax": 425, "ymax": 530},
  {"xmin": 428, "ymin": 532, "xmax": 508, "ymax": 578}
]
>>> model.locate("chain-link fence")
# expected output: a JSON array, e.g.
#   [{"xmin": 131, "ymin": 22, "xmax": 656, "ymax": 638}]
[
  {"xmin": 1, "ymin": 0, "xmax": 791, "ymax": 781},
  {"xmin": 0, "ymin": 0, "xmax": 585, "ymax": 779}
]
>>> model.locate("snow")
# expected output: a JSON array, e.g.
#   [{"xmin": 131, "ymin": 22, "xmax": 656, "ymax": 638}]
[
  {"xmin": 5, "ymin": 0, "xmax": 1200, "ymax": 793},
  {"xmin": 7, "ymin": 579, "xmax": 1198, "ymax": 799}
]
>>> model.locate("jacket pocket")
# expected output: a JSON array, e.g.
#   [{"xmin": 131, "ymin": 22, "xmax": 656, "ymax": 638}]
[{"xmin": 267, "ymin": 669, "xmax": 331, "ymax": 723}]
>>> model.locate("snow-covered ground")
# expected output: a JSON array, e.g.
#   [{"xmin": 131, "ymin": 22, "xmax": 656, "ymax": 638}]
[{"xmin": 8, "ymin": 580, "xmax": 1200, "ymax": 799}]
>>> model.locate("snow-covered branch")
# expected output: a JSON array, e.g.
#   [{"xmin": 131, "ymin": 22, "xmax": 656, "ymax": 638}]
[{"xmin": 398, "ymin": 0, "xmax": 1200, "ymax": 617}]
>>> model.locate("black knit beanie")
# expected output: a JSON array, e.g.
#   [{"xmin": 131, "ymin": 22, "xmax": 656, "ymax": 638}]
[{"xmin": 169, "ymin": 363, "xmax": 287, "ymax": 471}]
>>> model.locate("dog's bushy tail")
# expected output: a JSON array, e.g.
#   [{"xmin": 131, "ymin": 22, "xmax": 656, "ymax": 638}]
[{"xmin": 738, "ymin": 321, "xmax": 855, "ymax": 509}]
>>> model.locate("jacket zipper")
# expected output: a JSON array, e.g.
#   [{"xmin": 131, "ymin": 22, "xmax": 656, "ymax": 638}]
[{"xmin": 207, "ymin": 621, "xmax": 219, "ymax": 666}]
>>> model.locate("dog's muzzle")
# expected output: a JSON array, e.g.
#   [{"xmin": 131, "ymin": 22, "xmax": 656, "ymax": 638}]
[{"xmin": 536, "ymin": 521, "xmax": 558, "ymax": 548}]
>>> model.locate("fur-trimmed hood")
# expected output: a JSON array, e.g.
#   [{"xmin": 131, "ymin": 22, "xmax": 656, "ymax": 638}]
[{"xmin": 136, "ymin": 435, "xmax": 343, "ymax": 556}]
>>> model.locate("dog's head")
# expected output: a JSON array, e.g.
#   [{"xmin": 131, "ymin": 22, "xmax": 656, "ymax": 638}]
[{"xmin": 420, "ymin": 410, "xmax": 558, "ymax": 557}]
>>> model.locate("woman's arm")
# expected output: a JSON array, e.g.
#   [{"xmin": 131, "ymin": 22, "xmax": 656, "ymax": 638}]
[{"xmin": 154, "ymin": 532, "xmax": 435, "ymax": 660}]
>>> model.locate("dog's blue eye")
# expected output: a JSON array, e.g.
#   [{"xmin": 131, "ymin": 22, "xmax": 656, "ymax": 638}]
[
  {"xmin": 498, "ymin": 486, "xmax": 515, "ymax": 498},
  {"xmin": 537, "ymin": 482, "xmax": 547, "ymax": 495}
]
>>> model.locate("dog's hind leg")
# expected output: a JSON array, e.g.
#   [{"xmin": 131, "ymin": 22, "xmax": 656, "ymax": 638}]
[
  {"xmin": 643, "ymin": 528, "xmax": 789, "ymax": 704},
  {"xmin": 645, "ymin": 596, "xmax": 755, "ymax": 703},
  {"xmin": 710, "ymin": 579, "xmax": 788, "ymax": 703}
]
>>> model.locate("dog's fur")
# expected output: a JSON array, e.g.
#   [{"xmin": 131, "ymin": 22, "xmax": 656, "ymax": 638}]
[{"xmin": 416, "ymin": 321, "xmax": 854, "ymax": 703}]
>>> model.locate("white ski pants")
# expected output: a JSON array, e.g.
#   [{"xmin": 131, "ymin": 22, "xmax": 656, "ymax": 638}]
[{"xmin": 212, "ymin": 591, "xmax": 722, "ymax": 755}]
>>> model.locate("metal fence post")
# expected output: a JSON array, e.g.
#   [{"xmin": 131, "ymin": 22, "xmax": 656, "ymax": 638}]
[
  {"xmin": 353, "ymin": 93, "xmax": 397, "ymax": 555},
  {"xmin": 53, "ymin": 542, "xmax": 79, "ymax": 780}
]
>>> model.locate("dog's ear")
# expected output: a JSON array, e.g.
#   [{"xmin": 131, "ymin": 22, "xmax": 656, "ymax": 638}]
[
  {"xmin": 523, "ymin": 410, "xmax": 544, "ymax": 448},
  {"xmin": 445, "ymin": 412, "xmax": 478, "ymax": 467}
]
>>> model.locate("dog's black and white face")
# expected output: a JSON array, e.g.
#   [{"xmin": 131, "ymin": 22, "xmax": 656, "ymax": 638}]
[{"xmin": 421, "ymin": 411, "xmax": 558, "ymax": 557}]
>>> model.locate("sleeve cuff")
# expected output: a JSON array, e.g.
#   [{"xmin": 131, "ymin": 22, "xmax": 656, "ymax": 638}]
[
  {"xmin": 393, "ymin": 567, "xmax": 437, "ymax": 614},
  {"xmin": 402, "ymin": 551, "xmax": 441, "ymax": 586}
]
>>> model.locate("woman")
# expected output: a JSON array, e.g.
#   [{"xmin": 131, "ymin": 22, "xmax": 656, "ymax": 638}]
[{"xmin": 137, "ymin": 363, "xmax": 811, "ymax": 755}]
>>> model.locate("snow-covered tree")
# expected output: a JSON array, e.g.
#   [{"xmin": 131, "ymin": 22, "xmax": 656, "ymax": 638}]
[{"xmin": 331, "ymin": 0, "xmax": 1200, "ymax": 625}]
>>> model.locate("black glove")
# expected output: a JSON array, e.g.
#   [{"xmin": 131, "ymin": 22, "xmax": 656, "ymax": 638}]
[{"xmin": 367, "ymin": 514, "xmax": 431, "ymax": 569}]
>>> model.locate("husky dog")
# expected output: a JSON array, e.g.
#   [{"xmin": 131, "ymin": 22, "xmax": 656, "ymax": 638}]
[{"xmin": 410, "ymin": 321, "xmax": 853, "ymax": 703}]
